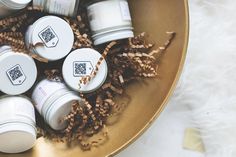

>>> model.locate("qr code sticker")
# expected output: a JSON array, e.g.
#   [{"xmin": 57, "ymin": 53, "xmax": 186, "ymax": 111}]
[
  {"xmin": 73, "ymin": 61, "xmax": 94, "ymax": 77},
  {"xmin": 6, "ymin": 65, "xmax": 26, "ymax": 85},
  {"xmin": 74, "ymin": 63, "xmax": 87, "ymax": 75},
  {"xmin": 40, "ymin": 27, "xmax": 55, "ymax": 43},
  {"xmin": 8, "ymin": 65, "xmax": 23, "ymax": 81},
  {"xmin": 38, "ymin": 26, "xmax": 59, "ymax": 48}
]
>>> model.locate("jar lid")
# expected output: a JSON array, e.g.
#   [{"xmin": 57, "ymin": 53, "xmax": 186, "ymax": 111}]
[
  {"xmin": 46, "ymin": 93, "xmax": 81, "ymax": 130},
  {"xmin": 62, "ymin": 48, "xmax": 108, "ymax": 93},
  {"xmin": 30, "ymin": 16, "xmax": 74, "ymax": 61},
  {"xmin": 0, "ymin": 50, "xmax": 37, "ymax": 95},
  {"xmin": 0, "ymin": 122, "xmax": 36, "ymax": 153},
  {"xmin": 2, "ymin": 0, "xmax": 31, "ymax": 9}
]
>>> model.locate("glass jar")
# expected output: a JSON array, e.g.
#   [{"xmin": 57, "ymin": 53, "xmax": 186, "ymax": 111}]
[
  {"xmin": 0, "ymin": 95, "xmax": 36, "ymax": 153},
  {"xmin": 87, "ymin": 0, "xmax": 134, "ymax": 45},
  {"xmin": 0, "ymin": 46, "xmax": 37, "ymax": 95}
]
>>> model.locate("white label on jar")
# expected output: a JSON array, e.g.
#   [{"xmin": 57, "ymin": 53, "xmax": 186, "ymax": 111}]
[
  {"xmin": 32, "ymin": 80, "xmax": 66, "ymax": 113},
  {"xmin": 119, "ymin": 1, "xmax": 131, "ymax": 21},
  {"xmin": 6, "ymin": 64, "xmax": 26, "ymax": 85}
]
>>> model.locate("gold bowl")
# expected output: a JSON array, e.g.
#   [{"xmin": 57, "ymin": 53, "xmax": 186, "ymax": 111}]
[{"xmin": 0, "ymin": 0, "xmax": 189, "ymax": 157}]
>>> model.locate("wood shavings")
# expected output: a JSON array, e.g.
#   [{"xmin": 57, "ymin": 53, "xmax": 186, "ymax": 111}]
[
  {"xmin": 64, "ymin": 16, "xmax": 93, "ymax": 49},
  {"xmin": 149, "ymin": 31, "xmax": 176, "ymax": 57},
  {"xmin": 0, "ymin": 13, "xmax": 27, "ymax": 31},
  {"xmin": 27, "ymin": 6, "xmax": 44, "ymax": 12},
  {"xmin": 44, "ymin": 69, "xmax": 63, "ymax": 82}
]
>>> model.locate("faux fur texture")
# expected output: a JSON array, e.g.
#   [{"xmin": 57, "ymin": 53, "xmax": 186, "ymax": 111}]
[
  {"xmin": 173, "ymin": 0, "xmax": 236, "ymax": 157},
  {"xmin": 118, "ymin": 1, "xmax": 236, "ymax": 157}
]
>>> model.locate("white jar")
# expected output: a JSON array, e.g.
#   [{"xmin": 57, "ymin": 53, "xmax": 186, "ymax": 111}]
[
  {"xmin": 33, "ymin": 0, "xmax": 80, "ymax": 17},
  {"xmin": 0, "ymin": 96, "xmax": 36, "ymax": 154},
  {"xmin": 25, "ymin": 16, "xmax": 74, "ymax": 61},
  {"xmin": 87, "ymin": 0, "xmax": 134, "ymax": 45},
  {"xmin": 32, "ymin": 79, "xmax": 83, "ymax": 130},
  {"xmin": 0, "ymin": 46, "xmax": 37, "ymax": 95},
  {"xmin": 0, "ymin": 0, "xmax": 31, "ymax": 18},
  {"xmin": 62, "ymin": 48, "xmax": 108, "ymax": 93}
]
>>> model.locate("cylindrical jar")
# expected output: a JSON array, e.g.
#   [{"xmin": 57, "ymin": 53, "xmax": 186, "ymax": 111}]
[
  {"xmin": 0, "ymin": 0, "xmax": 31, "ymax": 18},
  {"xmin": 25, "ymin": 16, "xmax": 74, "ymax": 61},
  {"xmin": 33, "ymin": 0, "xmax": 80, "ymax": 17},
  {"xmin": 87, "ymin": 0, "xmax": 134, "ymax": 45},
  {"xmin": 62, "ymin": 48, "xmax": 108, "ymax": 93},
  {"xmin": 0, "ymin": 96, "xmax": 36, "ymax": 154},
  {"xmin": 32, "ymin": 79, "xmax": 83, "ymax": 130},
  {"xmin": 0, "ymin": 46, "xmax": 37, "ymax": 95}
]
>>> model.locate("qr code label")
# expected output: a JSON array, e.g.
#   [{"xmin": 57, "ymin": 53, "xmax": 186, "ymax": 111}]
[
  {"xmin": 38, "ymin": 26, "xmax": 59, "ymax": 48},
  {"xmin": 73, "ymin": 61, "xmax": 94, "ymax": 77},
  {"xmin": 6, "ymin": 64, "xmax": 26, "ymax": 85}
]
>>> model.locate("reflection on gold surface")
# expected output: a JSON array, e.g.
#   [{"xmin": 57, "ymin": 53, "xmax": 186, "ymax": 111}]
[{"xmin": 0, "ymin": 0, "xmax": 189, "ymax": 156}]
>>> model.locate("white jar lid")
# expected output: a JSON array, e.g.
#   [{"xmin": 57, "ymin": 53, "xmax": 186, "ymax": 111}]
[
  {"xmin": 0, "ymin": 49, "xmax": 37, "ymax": 95},
  {"xmin": 0, "ymin": 122, "xmax": 36, "ymax": 153},
  {"xmin": 62, "ymin": 48, "xmax": 108, "ymax": 93},
  {"xmin": 2, "ymin": 0, "xmax": 31, "ymax": 9},
  {"xmin": 46, "ymin": 93, "xmax": 81, "ymax": 130},
  {"xmin": 30, "ymin": 16, "xmax": 74, "ymax": 61}
]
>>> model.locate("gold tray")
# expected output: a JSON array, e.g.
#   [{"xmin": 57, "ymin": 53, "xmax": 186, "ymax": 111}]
[{"xmin": 0, "ymin": 0, "xmax": 189, "ymax": 156}]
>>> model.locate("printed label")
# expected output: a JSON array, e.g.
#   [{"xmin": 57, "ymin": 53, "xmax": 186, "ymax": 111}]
[
  {"xmin": 73, "ymin": 61, "xmax": 94, "ymax": 77},
  {"xmin": 6, "ymin": 64, "xmax": 26, "ymax": 85},
  {"xmin": 38, "ymin": 26, "xmax": 59, "ymax": 48},
  {"xmin": 120, "ymin": 1, "xmax": 132, "ymax": 21}
]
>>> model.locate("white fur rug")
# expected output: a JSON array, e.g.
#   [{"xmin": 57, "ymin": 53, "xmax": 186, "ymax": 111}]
[
  {"xmin": 177, "ymin": 0, "xmax": 236, "ymax": 156},
  {"xmin": 117, "ymin": 0, "xmax": 236, "ymax": 157}
]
